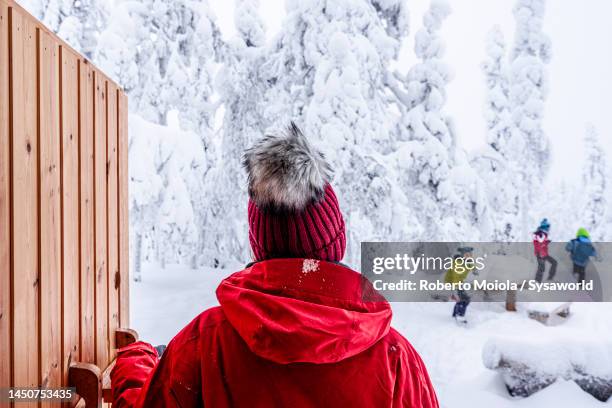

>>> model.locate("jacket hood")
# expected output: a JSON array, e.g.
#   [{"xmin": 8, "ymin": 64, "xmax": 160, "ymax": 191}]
[{"xmin": 216, "ymin": 258, "xmax": 391, "ymax": 365}]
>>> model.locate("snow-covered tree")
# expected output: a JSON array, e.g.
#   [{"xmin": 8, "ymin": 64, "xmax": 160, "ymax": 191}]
[
  {"xmin": 538, "ymin": 180, "xmax": 578, "ymax": 241},
  {"xmin": 30, "ymin": 0, "xmax": 573, "ymax": 268},
  {"xmin": 128, "ymin": 115, "xmax": 165, "ymax": 280},
  {"xmin": 604, "ymin": 167, "xmax": 612, "ymax": 241},
  {"xmin": 582, "ymin": 123, "xmax": 607, "ymax": 240},
  {"xmin": 19, "ymin": 0, "xmax": 108, "ymax": 58},
  {"xmin": 473, "ymin": 26, "xmax": 521, "ymax": 241},
  {"xmin": 390, "ymin": 0, "xmax": 455, "ymax": 187},
  {"xmin": 204, "ymin": 0, "xmax": 414, "ymax": 267},
  {"xmin": 96, "ymin": 0, "xmax": 221, "ymax": 130},
  {"xmin": 473, "ymin": 0, "xmax": 552, "ymax": 242},
  {"xmin": 275, "ymin": 0, "xmax": 412, "ymax": 265},
  {"xmin": 201, "ymin": 3, "xmax": 270, "ymax": 267},
  {"xmin": 483, "ymin": 26, "xmax": 512, "ymax": 153},
  {"xmin": 264, "ymin": 0, "xmax": 409, "ymax": 140},
  {"xmin": 96, "ymin": 0, "xmax": 223, "ymax": 269},
  {"xmin": 160, "ymin": 1, "xmax": 223, "ymax": 135},
  {"xmin": 387, "ymin": 1, "xmax": 487, "ymax": 241},
  {"xmin": 371, "ymin": 0, "xmax": 410, "ymax": 40},
  {"xmin": 128, "ymin": 114, "xmax": 209, "ymax": 276},
  {"xmin": 305, "ymin": 31, "xmax": 399, "ymax": 264},
  {"xmin": 509, "ymin": 0, "xmax": 551, "ymax": 206},
  {"xmin": 94, "ymin": 2, "xmax": 141, "ymax": 94},
  {"xmin": 471, "ymin": 147, "xmax": 519, "ymax": 242},
  {"xmin": 234, "ymin": 0, "xmax": 266, "ymax": 47}
]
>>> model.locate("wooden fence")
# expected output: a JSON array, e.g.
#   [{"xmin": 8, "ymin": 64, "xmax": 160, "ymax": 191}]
[{"xmin": 0, "ymin": 0, "xmax": 129, "ymax": 405}]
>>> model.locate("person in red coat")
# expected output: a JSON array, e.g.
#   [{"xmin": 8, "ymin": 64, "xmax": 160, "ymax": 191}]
[
  {"xmin": 532, "ymin": 218, "xmax": 557, "ymax": 282},
  {"xmin": 111, "ymin": 123, "xmax": 439, "ymax": 408}
]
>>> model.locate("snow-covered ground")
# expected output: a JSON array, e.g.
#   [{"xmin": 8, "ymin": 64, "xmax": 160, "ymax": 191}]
[
  {"xmin": 393, "ymin": 302, "xmax": 612, "ymax": 407},
  {"xmin": 132, "ymin": 263, "xmax": 612, "ymax": 407}
]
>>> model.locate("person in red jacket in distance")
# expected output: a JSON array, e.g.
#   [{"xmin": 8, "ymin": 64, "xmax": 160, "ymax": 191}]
[
  {"xmin": 111, "ymin": 123, "xmax": 439, "ymax": 408},
  {"xmin": 532, "ymin": 218, "xmax": 557, "ymax": 283}
]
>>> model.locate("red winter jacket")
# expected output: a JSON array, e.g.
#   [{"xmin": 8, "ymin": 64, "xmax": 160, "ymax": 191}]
[
  {"xmin": 533, "ymin": 230, "xmax": 550, "ymax": 258},
  {"xmin": 111, "ymin": 259, "xmax": 438, "ymax": 408}
]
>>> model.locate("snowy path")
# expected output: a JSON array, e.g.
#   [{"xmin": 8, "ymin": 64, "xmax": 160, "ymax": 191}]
[{"xmin": 132, "ymin": 264, "xmax": 612, "ymax": 407}]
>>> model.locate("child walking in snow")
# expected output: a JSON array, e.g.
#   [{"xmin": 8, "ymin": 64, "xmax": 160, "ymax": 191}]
[
  {"xmin": 445, "ymin": 246, "xmax": 476, "ymax": 325},
  {"xmin": 566, "ymin": 228, "xmax": 598, "ymax": 284},
  {"xmin": 533, "ymin": 218, "xmax": 557, "ymax": 282}
]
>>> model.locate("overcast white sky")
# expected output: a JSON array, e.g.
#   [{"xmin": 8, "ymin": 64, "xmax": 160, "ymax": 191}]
[{"xmin": 211, "ymin": 0, "xmax": 612, "ymax": 183}]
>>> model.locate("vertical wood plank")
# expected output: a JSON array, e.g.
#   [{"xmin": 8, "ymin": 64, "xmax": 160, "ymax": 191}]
[
  {"xmin": 60, "ymin": 46, "xmax": 80, "ymax": 381},
  {"xmin": 106, "ymin": 83, "xmax": 119, "ymax": 359},
  {"xmin": 39, "ymin": 30, "xmax": 61, "ymax": 399},
  {"xmin": 117, "ymin": 92, "xmax": 129, "ymax": 329},
  {"xmin": 94, "ymin": 70, "xmax": 109, "ymax": 367},
  {"xmin": 10, "ymin": 7, "xmax": 40, "ymax": 396},
  {"xmin": 79, "ymin": 60, "xmax": 95, "ymax": 364},
  {"xmin": 0, "ymin": 0, "xmax": 11, "ymax": 389}
]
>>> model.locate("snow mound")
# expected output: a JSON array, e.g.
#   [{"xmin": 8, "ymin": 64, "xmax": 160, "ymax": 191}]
[
  {"xmin": 526, "ymin": 302, "xmax": 570, "ymax": 313},
  {"xmin": 483, "ymin": 336, "xmax": 612, "ymax": 378},
  {"xmin": 516, "ymin": 380, "xmax": 609, "ymax": 408},
  {"xmin": 484, "ymin": 336, "xmax": 612, "ymax": 401}
]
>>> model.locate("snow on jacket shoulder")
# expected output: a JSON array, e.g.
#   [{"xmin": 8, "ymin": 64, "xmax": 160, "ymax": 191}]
[{"xmin": 111, "ymin": 258, "xmax": 439, "ymax": 408}]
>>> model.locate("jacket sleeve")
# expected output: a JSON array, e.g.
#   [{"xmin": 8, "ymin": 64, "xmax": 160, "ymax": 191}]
[
  {"xmin": 111, "ymin": 323, "xmax": 203, "ymax": 408},
  {"xmin": 393, "ymin": 338, "xmax": 439, "ymax": 408},
  {"xmin": 111, "ymin": 342, "xmax": 160, "ymax": 408}
]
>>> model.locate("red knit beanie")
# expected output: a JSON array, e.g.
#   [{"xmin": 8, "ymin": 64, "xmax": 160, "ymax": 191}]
[{"xmin": 243, "ymin": 123, "xmax": 346, "ymax": 262}]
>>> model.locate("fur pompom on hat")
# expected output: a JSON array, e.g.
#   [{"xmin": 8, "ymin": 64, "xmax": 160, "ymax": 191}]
[
  {"xmin": 243, "ymin": 123, "xmax": 346, "ymax": 262},
  {"xmin": 243, "ymin": 122, "xmax": 333, "ymax": 211}
]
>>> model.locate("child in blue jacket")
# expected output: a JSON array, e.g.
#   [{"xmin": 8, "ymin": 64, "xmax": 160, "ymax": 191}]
[{"xmin": 565, "ymin": 228, "xmax": 598, "ymax": 283}]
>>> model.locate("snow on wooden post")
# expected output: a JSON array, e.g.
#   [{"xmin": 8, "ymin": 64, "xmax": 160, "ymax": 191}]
[
  {"xmin": 505, "ymin": 290, "xmax": 517, "ymax": 311},
  {"xmin": 0, "ymin": 0, "xmax": 130, "ymax": 403}
]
